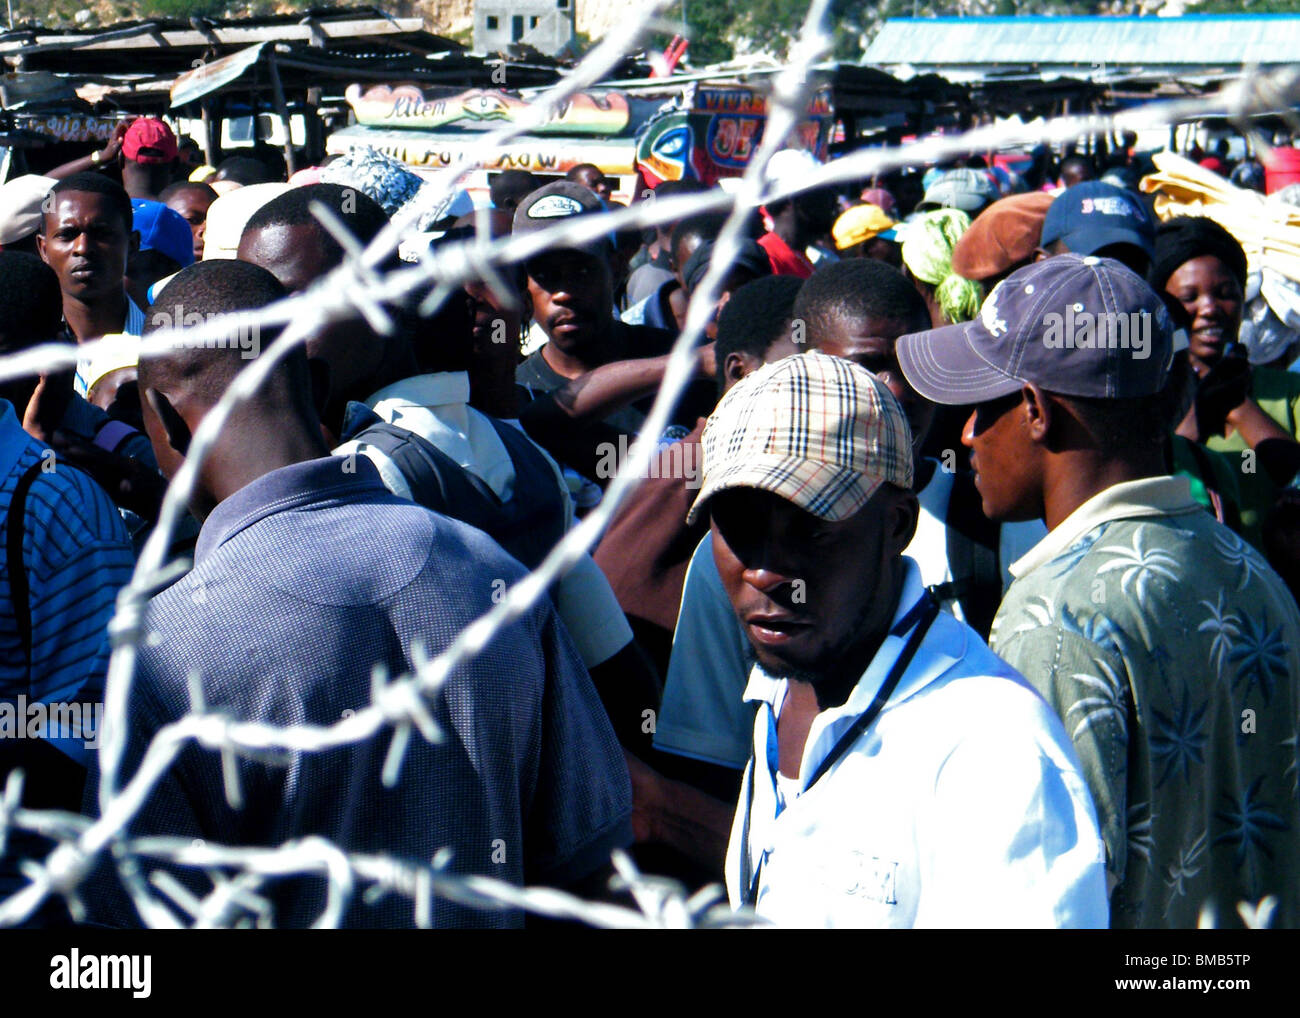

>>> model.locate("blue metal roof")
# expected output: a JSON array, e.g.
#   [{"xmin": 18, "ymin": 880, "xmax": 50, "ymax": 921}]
[{"xmin": 863, "ymin": 15, "xmax": 1300, "ymax": 68}]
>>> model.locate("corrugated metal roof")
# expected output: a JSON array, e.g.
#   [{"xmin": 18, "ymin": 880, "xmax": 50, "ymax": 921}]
[{"xmin": 863, "ymin": 15, "xmax": 1300, "ymax": 68}]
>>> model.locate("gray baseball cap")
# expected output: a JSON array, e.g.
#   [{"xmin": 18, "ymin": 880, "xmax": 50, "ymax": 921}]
[
  {"xmin": 512, "ymin": 180, "xmax": 606, "ymax": 233},
  {"xmin": 896, "ymin": 253, "xmax": 1179, "ymax": 404},
  {"xmin": 511, "ymin": 179, "xmax": 612, "ymax": 255},
  {"xmin": 916, "ymin": 168, "xmax": 1000, "ymax": 216}
]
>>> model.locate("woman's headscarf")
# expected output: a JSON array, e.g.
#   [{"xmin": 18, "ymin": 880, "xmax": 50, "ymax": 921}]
[{"xmin": 1147, "ymin": 215, "xmax": 1248, "ymax": 294}]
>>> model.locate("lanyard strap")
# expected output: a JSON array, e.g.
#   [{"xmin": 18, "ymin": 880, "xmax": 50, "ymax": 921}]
[{"xmin": 739, "ymin": 590, "xmax": 941, "ymax": 908}]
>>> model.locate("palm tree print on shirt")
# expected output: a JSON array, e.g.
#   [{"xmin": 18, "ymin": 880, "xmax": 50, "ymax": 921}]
[
  {"xmin": 1214, "ymin": 776, "xmax": 1291, "ymax": 890},
  {"xmin": 1150, "ymin": 686, "xmax": 1208, "ymax": 788}
]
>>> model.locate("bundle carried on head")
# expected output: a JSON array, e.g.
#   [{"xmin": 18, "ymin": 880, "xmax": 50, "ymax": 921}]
[
  {"xmin": 901, "ymin": 208, "xmax": 983, "ymax": 324},
  {"xmin": 1140, "ymin": 149, "xmax": 1300, "ymax": 280},
  {"xmin": 1142, "ymin": 151, "xmax": 1300, "ymax": 364}
]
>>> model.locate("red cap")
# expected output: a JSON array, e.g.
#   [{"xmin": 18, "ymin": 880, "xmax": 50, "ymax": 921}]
[{"xmin": 123, "ymin": 118, "xmax": 178, "ymax": 165}]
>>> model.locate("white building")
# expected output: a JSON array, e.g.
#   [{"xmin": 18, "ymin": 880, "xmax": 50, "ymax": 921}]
[{"xmin": 474, "ymin": 0, "xmax": 576, "ymax": 56}]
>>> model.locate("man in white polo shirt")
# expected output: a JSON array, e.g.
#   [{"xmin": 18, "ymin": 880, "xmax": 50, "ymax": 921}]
[{"xmin": 690, "ymin": 350, "xmax": 1107, "ymax": 927}]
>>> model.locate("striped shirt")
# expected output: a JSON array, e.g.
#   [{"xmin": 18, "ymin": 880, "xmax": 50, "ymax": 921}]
[{"xmin": 0, "ymin": 399, "xmax": 134, "ymax": 763}]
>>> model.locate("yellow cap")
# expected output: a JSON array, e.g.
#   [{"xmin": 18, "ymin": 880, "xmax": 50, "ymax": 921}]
[{"xmin": 832, "ymin": 203, "xmax": 897, "ymax": 251}]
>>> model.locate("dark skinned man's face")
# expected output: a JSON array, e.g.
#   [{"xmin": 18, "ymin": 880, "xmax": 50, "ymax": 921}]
[
  {"xmin": 1060, "ymin": 164, "xmax": 1092, "ymax": 189},
  {"xmin": 237, "ymin": 223, "xmax": 336, "ymax": 294},
  {"xmin": 573, "ymin": 166, "xmax": 613, "ymax": 201},
  {"xmin": 38, "ymin": 192, "xmax": 133, "ymax": 304},
  {"xmin": 526, "ymin": 248, "xmax": 614, "ymax": 362},
  {"xmin": 710, "ymin": 486, "xmax": 916, "ymax": 691},
  {"xmin": 165, "ymin": 187, "xmax": 214, "ymax": 262},
  {"xmin": 961, "ymin": 390, "xmax": 1044, "ymax": 523},
  {"xmin": 794, "ymin": 188, "xmax": 840, "ymax": 238}
]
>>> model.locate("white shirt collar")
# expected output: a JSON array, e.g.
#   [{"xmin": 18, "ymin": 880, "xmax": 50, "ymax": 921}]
[
  {"xmin": 742, "ymin": 557, "xmax": 962, "ymax": 791},
  {"xmin": 365, "ymin": 371, "xmax": 471, "ymax": 410},
  {"xmin": 1009, "ymin": 475, "xmax": 1200, "ymax": 579},
  {"xmin": 362, "ymin": 371, "xmax": 515, "ymax": 501}
]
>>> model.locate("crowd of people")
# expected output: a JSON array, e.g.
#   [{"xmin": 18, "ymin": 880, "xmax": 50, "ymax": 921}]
[{"xmin": 0, "ymin": 112, "xmax": 1298, "ymax": 929}]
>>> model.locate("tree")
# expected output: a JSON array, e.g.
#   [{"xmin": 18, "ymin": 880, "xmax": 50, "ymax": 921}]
[
  {"xmin": 646, "ymin": 0, "xmax": 741, "ymax": 66},
  {"xmin": 3, "ymin": 0, "xmax": 331, "ymax": 28},
  {"xmin": 136, "ymin": 0, "xmax": 238, "ymax": 16}
]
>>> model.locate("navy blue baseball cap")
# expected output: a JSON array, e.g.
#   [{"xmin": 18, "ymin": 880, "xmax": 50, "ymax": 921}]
[
  {"xmin": 1041, "ymin": 181, "xmax": 1155, "ymax": 259},
  {"xmin": 896, "ymin": 253, "xmax": 1179, "ymax": 403},
  {"xmin": 131, "ymin": 199, "xmax": 196, "ymax": 268}
]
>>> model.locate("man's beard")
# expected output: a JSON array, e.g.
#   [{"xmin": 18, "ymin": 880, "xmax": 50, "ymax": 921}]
[
  {"xmin": 750, "ymin": 563, "xmax": 902, "ymax": 707},
  {"xmin": 755, "ymin": 658, "xmax": 824, "ymax": 689}
]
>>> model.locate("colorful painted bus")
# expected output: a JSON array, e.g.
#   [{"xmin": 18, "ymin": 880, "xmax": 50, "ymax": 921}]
[{"xmin": 326, "ymin": 79, "xmax": 834, "ymax": 202}]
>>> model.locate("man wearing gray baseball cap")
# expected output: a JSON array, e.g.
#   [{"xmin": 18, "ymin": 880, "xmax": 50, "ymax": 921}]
[{"xmin": 897, "ymin": 253, "xmax": 1300, "ymax": 929}]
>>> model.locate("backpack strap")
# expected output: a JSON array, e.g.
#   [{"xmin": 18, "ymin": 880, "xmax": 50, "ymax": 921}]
[
  {"xmin": 7, "ymin": 458, "xmax": 47, "ymax": 673},
  {"xmin": 346, "ymin": 402, "xmax": 571, "ymax": 570},
  {"xmin": 91, "ymin": 419, "xmax": 140, "ymax": 457},
  {"xmin": 350, "ymin": 419, "xmax": 465, "ymax": 513}
]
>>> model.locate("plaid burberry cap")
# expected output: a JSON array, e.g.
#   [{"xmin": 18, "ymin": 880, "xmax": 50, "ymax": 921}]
[{"xmin": 686, "ymin": 351, "xmax": 914, "ymax": 525}]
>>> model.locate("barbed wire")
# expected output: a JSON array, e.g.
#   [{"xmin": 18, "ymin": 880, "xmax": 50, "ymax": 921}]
[{"xmin": 1, "ymin": 2, "xmax": 1296, "ymax": 928}]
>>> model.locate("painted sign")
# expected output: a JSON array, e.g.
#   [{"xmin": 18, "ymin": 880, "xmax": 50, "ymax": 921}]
[
  {"xmin": 331, "ymin": 80, "xmax": 835, "ymax": 191},
  {"xmin": 635, "ymin": 112, "xmax": 693, "ymax": 185},
  {"xmin": 635, "ymin": 84, "xmax": 834, "ymax": 188},
  {"xmin": 326, "ymin": 125, "xmax": 637, "ymax": 176},
  {"xmin": 345, "ymin": 84, "xmax": 633, "ymax": 136},
  {"xmin": 15, "ymin": 114, "xmax": 119, "ymax": 143},
  {"xmin": 694, "ymin": 87, "xmax": 769, "ymax": 116},
  {"xmin": 706, "ymin": 114, "xmax": 764, "ymax": 167}
]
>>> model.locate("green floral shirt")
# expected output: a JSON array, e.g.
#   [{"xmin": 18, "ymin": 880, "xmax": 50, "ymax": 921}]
[{"xmin": 991, "ymin": 476, "xmax": 1300, "ymax": 929}]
